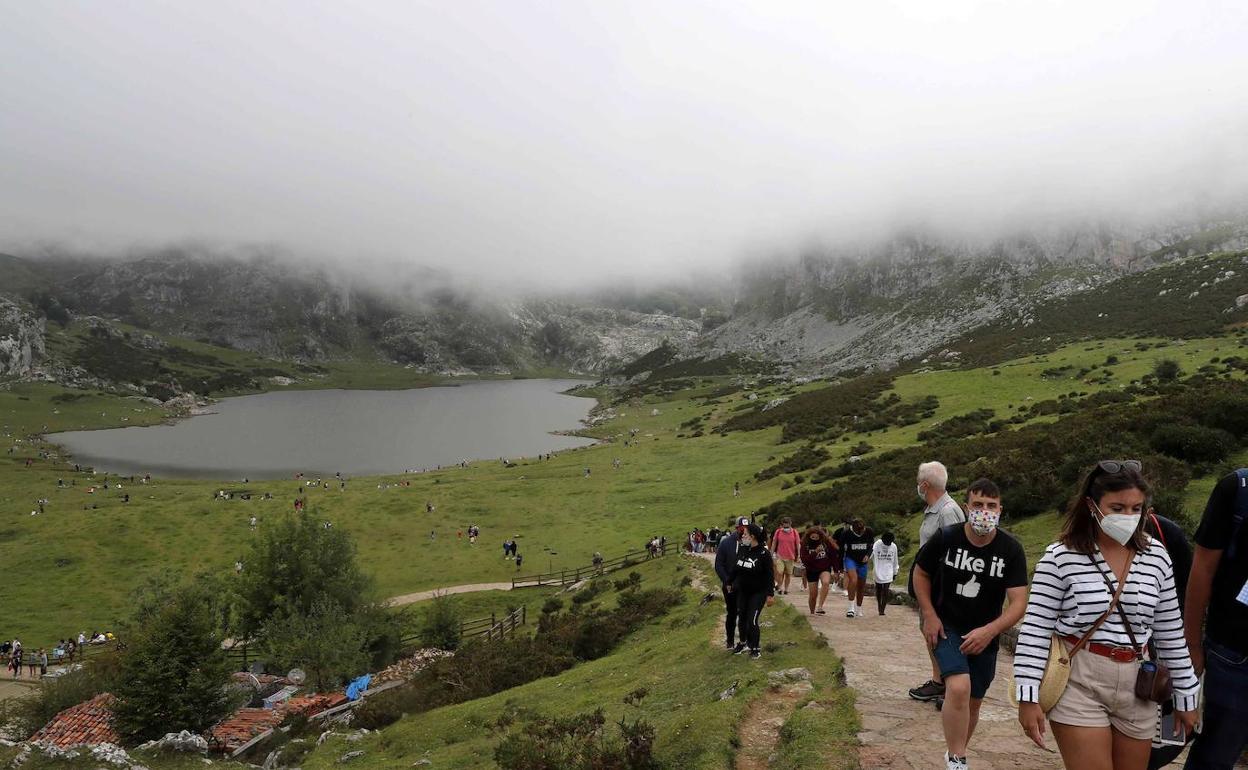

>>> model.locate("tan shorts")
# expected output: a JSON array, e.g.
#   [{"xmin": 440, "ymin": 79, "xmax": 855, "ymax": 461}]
[
  {"xmin": 1048, "ymin": 641, "xmax": 1159, "ymax": 740},
  {"xmin": 776, "ymin": 558, "xmax": 795, "ymax": 575}
]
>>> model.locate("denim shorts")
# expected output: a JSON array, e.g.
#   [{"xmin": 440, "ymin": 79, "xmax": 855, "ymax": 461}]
[
  {"xmin": 933, "ymin": 625, "xmax": 999, "ymax": 699},
  {"xmin": 843, "ymin": 557, "xmax": 868, "ymax": 579}
]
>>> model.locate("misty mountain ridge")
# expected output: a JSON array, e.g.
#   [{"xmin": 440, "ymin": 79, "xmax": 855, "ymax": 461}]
[{"xmin": 3, "ymin": 216, "xmax": 1248, "ymax": 391}]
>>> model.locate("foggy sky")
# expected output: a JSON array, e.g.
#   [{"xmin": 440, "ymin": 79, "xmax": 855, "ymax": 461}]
[{"xmin": 3, "ymin": 1, "xmax": 1248, "ymax": 288}]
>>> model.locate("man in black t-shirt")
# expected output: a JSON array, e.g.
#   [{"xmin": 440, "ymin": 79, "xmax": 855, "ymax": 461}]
[
  {"xmin": 841, "ymin": 519, "xmax": 874, "ymax": 617},
  {"xmin": 912, "ymin": 478, "xmax": 1028, "ymax": 770},
  {"xmin": 1183, "ymin": 470, "xmax": 1248, "ymax": 770}
]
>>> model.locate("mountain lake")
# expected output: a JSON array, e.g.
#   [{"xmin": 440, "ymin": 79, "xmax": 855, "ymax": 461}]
[{"xmin": 52, "ymin": 379, "xmax": 598, "ymax": 479}]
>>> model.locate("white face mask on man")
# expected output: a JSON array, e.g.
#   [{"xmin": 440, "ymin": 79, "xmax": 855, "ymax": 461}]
[{"xmin": 1090, "ymin": 500, "xmax": 1141, "ymax": 546}]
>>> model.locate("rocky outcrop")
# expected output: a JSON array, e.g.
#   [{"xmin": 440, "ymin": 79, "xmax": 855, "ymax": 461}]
[{"xmin": 0, "ymin": 296, "xmax": 46, "ymax": 377}]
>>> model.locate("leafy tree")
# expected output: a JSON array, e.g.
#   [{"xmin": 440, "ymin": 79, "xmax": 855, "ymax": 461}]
[
  {"xmin": 234, "ymin": 512, "xmax": 373, "ymax": 640},
  {"xmin": 419, "ymin": 594, "xmax": 462, "ymax": 651},
  {"xmin": 111, "ymin": 581, "xmax": 236, "ymax": 743},
  {"xmin": 262, "ymin": 599, "xmax": 369, "ymax": 691}
]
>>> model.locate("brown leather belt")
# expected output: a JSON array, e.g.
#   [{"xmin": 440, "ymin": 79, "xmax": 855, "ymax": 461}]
[{"xmin": 1062, "ymin": 634, "xmax": 1138, "ymax": 663}]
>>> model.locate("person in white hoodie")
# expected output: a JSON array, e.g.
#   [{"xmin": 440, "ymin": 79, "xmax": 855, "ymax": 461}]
[{"xmin": 872, "ymin": 532, "xmax": 900, "ymax": 615}]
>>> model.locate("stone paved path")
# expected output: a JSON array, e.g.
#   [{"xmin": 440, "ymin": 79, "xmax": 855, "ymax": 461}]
[
  {"xmin": 782, "ymin": 589, "xmax": 1063, "ymax": 770},
  {"xmin": 386, "ymin": 581, "xmax": 513, "ymax": 607}
]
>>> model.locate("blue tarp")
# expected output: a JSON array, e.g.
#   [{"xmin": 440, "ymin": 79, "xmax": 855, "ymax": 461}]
[{"xmin": 345, "ymin": 673, "xmax": 372, "ymax": 701}]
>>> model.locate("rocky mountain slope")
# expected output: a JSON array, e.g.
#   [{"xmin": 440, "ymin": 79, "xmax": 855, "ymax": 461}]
[{"xmin": 3, "ymin": 217, "xmax": 1247, "ymax": 389}]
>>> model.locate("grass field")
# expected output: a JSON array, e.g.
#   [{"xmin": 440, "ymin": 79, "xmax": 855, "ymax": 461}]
[{"xmin": 1, "ymin": 332, "xmax": 1239, "ymax": 647}]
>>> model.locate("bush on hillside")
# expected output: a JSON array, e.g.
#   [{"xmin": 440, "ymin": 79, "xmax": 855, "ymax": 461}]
[
  {"xmin": 1154, "ymin": 359, "xmax": 1182, "ymax": 383},
  {"xmin": 494, "ymin": 709, "xmax": 658, "ymax": 770},
  {"xmin": 916, "ymin": 409, "xmax": 996, "ymax": 442},
  {"xmin": 1150, "ymin": 424, "xmax": 1237, "ymax": 465},
  {"xmin": 755, "ymin": 446, "xmax": 830, "ymax": 481}
]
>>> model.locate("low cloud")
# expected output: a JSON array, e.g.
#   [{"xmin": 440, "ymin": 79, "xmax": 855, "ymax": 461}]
[{"xmin": 2, "ymin": 1, "xmax": 1247, "ymax": 289}]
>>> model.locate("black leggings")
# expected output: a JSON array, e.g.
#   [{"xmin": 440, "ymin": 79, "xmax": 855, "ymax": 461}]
[
  {"xmin": 736, "ymin": 591, "xmax": 769, "ymax": 651},
  {"xmin": 722, "ymin": 584, "xmax": 738, "ymax": 645},
  {"xmin": 876, "ymin": 583, "xmax": 890, "ymax": 614}
]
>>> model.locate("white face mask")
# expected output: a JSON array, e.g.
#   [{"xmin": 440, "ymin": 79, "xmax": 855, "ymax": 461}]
[{"xmin": 1091, "ymin": 501, "xmax": 1140, "ymax": 546}]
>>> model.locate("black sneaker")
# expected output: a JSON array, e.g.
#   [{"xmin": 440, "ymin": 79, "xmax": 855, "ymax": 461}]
[
  {"xmin": 908, "ymin": 679, "xmax": 945, "ymax": 702},
  {"xmin": 725, "ymin": 640, "xmax": 736, "ymax": 651},
  {"xmin": 749, "ymin": 649, "xmax": 761, "ymax": 659},
  {"xmin": 733, "ymin": 643, "xmax": 748, "ymax": 655}
]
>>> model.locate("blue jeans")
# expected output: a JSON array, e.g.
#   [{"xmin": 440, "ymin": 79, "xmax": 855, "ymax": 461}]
[{"xmin": 1185, "ymin": 639, "xmax": 1248, "ymax": 769}]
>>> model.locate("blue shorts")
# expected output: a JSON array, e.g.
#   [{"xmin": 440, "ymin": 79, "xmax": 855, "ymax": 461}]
[
  {"xmin": 843, "ymin": 557, "xmax": 868, "ymax": 579},
  {"xmin": 933, "ymin": 625, "xmax": 999, "ymax": 699}
]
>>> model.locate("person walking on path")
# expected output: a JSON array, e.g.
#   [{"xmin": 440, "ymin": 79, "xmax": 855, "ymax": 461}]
[
  {"xmin": 800, "ymin": 524, "xmax": 836, "ymax": 615},
  {"xmin": 770, "ymin": 517, "xmax": 802, "ymax": 595},
  {"xmin": 910, "ymin": 461, "xmax": 969, "ymax": 702},
  {"xmin": 872, "ymin": 531, "xmax": 899, "ymax": 616},
  {"xmin": 842, "ymin": 518, "xmax": 874, "ymax": 617},
  {"xmin": 1182, "ymin": 469, "xmax": 1248, "ymax": 769},
  {"xmin": 913, "ymin": 478, "xmax": 1028, "ymax": 770},
  {"xmin": 729, "ymin": 523, "xmax": 776, "ymax": 659},
  {"xmin": 715, "ymin": 517, "xmax": 749, "ymax": 650},
  {"xmin": 1013, "ymin": 460, "xmax": 1199, "ymax": 770}
]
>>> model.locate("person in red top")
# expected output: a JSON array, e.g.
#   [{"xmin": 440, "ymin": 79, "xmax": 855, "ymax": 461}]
[
  {"xmin": 770, "ymin": 517, "xmax": 802, "ymax": 595},
  {"xmin": 800, "ymin": 524, "xmax": 837, "ymax": 614}
]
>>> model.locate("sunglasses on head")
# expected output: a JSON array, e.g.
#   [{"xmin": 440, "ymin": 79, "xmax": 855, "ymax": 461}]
[{"xmin": 1096, "ymin": 459, "xmax": 1141, "ymax": 475}]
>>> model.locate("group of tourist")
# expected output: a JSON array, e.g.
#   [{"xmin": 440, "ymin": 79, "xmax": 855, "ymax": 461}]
[{"xmin": 714, "ymin": 458, "xmax": 1248, "ymax": 770}]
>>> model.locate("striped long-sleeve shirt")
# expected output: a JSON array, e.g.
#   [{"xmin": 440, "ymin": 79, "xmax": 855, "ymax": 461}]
[{"xmin": 1013, "ymin": 539, "xmax": 1200, "ymax": 712}]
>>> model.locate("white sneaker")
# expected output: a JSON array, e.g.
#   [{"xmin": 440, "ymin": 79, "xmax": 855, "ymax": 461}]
[
  {"xmin": 846, "ymin": 607, "xmax": 855, "ymax": 618},
  {"xmin": 853, "ymin": 606, "xmax": 863, "ymax": 617},
  {"xmin": 945, "ymin": 752, "xmax": 968, "ymax": 770}
]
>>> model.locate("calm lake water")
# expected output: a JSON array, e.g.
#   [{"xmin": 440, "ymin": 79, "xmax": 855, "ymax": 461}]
[{"xmin": 54, "ymin": 379, "xmax": 597, "ymax": 479}]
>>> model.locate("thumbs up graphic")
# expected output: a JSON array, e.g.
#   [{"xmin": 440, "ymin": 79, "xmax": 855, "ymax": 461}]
[{"xmin": 956, "ymin": 574, "xmax": 981, "ymax": 598}]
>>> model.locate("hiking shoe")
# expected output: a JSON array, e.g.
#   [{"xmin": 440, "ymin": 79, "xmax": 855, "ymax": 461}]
[
  {"xmin": 749, "ymin": 649, "xmax": 761, "ymax": 659},
  {"xmin": 945, "ymin": 752, "xmax": 968, "ymax": 770},
  {"xmin": 909, "ymin": 680, "xmax": 946, "ymax": 702},
  {"xmin": 733, "ymin": 643, "xmax": 748, "ymax": 655}
]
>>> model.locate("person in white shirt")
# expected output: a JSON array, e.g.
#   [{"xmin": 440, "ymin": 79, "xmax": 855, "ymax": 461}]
[{"xmin": 872, "ymin": 532, "xmax": 900, "ymax": 615}]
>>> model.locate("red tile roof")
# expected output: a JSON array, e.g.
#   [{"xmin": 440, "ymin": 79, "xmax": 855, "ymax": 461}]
[
  {"xmin": 207, "ymin": 708, "xmax": 286, "ymax": 753},
  {"xmin": 31, "ymin": 693, "xmax": 121, "ymax": 748},
  {"xmin": 284, "ymin": 692, "xmax": 348, "ymax": 718}
]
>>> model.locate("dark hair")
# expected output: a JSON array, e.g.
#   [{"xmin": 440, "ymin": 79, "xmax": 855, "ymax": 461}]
[
  {"xmin": 965, "ymin": 477, "xmax": 1001, "ymax": 501},
  {"xmin": 1060, "ymin": 463, "xmax": 1151, "ymax": 553},
  {"xmin": 744, "ymin": 523, "xmax": 766, "ymax": 544},
  {"xmin": 882, "ymin": 532, "xmax": 895, "ymax": 546},
  {"xmin": 851, "ymin": 518, "xmax": 865, "ymax": 529},
  {"xmin": 804, "ymin": 526, "xmax": 823, "ymax": 541}
]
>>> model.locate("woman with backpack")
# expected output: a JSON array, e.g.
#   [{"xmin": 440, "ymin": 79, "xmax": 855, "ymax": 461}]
[
  {"xmin": 729, "ymin": 523, "xmax": 775, "ymax": 659},
  {"xmin": 1013, "ymin": 460, "xmax": 1200, "ymax": 770}
]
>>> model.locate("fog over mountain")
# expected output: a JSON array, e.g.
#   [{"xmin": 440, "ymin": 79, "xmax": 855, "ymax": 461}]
[{"xmin": 4, "ymin": 1, "xmax": 1248, "ymax": 290}]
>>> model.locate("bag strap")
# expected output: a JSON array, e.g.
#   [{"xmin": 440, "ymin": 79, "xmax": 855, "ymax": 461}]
[
  {"xmin": 1229, "ymin": 468, "xmax": 1248, "ymax": 560},
  {"xmin": 1148, "ymin": 513, "xmax": 1167, "ymax": 550},
  {"xmin": 1067, "ymin": 563, "xmax": 1129, "ymax": 660},
  {"xmin": 1093, "ymin": 554, "xmax": 1146, "ymax": 661}
]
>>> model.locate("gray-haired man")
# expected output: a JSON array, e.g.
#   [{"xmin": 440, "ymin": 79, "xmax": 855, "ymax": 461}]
[{"xmin": 909, "ymin": 461, "xmax": 968, "ymax": 703}]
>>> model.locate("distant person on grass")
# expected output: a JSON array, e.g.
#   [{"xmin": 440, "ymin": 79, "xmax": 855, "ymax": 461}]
[
  {"xmin": 769, "ymin": 517, "xmax": 801, "ymax": 595},
  {"xmin": 910, "ymin": 460, "xmax": 969, "ymax": 703},
  {"xmin": 914, "ymin": 478, "xmax": 1028, "ymax": 770},
  {"xmin": 800, "ymin": 524, "xmax": 836, "ymax": 615},
  {"xmin": 729, "ymin": 523, "xmax": 776, "ymax": 659},
  {"xmin": 714, "ymin": 516, "xmax": 749, "ymax": 650}
]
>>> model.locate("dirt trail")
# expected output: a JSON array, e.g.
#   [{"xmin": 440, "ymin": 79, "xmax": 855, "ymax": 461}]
[{"xmin": 386, "ymin": 581, "xmax": 514, "ymax": 607}]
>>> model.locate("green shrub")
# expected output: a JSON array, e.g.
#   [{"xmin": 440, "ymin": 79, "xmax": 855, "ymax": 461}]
[
  {"xmin": 1150, "ymin": 424, "xmax": 1237, "ymax": 464},
  {"xmin": 417, "ymin": 594, "xmax": 463, "ymax": 651},
  {"xmin": 1154, "ymin": 359, "xmax": 1182, "ymax": 382},
  {"xmin": 493, "ymin": 709, "xmax": 658, "ymax": 770}
]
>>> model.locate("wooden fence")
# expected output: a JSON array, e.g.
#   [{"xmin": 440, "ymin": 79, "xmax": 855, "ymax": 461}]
[{"xmin": 510, "ymin": 538, "xmax": 674, "ymax": 589}]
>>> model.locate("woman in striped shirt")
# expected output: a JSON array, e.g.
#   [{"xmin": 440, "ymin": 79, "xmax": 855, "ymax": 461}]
[{"xmin": 1013, "ymin": 461, "xmax": 1199, "ymax": 770}]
